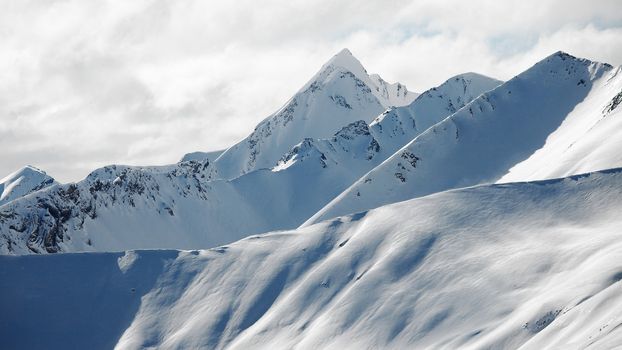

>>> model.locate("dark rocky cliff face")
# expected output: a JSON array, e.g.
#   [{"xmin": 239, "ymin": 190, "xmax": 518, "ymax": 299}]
[{"xmin": 0, "ymin": 159, "xmax": 217, "ymax": 254}]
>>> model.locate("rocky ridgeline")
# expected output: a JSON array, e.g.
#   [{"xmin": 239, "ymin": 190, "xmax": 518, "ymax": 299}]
[{"xmin": 0, "ymin": 159, "xmax": 217, "ymax": 253}]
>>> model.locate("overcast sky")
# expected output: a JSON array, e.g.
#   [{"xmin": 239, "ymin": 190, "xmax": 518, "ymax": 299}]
[{"xmin": 1, "ymin": 0, "xmax": 621, "ymax": 182}]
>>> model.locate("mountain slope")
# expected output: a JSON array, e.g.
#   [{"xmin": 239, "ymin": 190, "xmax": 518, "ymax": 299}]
[
  {"xmin": 2, "ymin": 168, "xmax": 622, "ymax": 349},
  {"xmin": 0, "ymin": 166, "xmax": 57, "ymax": 206},
  {"xmin": 499, "ymin": 65, "xmax": 622, "ymax": 182},
  {"xmin": 213, "ymin": 49, "xmax": 417, "ymax": 179},
  {"xmin": 306, "ymin": 52, "xmax": 615, "ymax": 225}
]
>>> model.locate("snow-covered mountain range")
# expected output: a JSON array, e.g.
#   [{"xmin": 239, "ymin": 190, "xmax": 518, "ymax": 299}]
[
  {"xmin": 2, "ymin": 48, "xmax": 622, "ymax": 350},
  {"xmin": 0, "ymin": 52, "xmax": 499, "ymax": 255}
]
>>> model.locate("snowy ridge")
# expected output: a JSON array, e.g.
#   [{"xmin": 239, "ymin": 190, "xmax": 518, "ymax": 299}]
[
  {"xmin": 180, "ymin": 149, "xmax": 225, "ymax": 163},
  {"xmin": 307, "ymin": 52, "xmax": 615, "ymax": 225},
  {"xmin": 0, "ymin": 165, "xmax": 58, "ymax": 206},
  {"xmin": 0, "ymin": 70, "xmax": 501, "ymax": 255},
  {"xmin": 3, "ymin": 167, "xmax": 622, "ymax": 349},
  {"xmin": 0, "ymin": 123, "xmax": 378, "ymax": 255},
  {"xmin": 273, "ymin": 73, "xmax": 502, "ymax": 189},
  {"xmin": 368, "ymin": 72, "xmax": 502, "ymax": 157},
  {"xmin": 213, "ymin": 49, "xmax": 416, "ymax": 179},
  {"xmin": 0, "ymin": 132, "xmax": 373, "ymax": 254}
]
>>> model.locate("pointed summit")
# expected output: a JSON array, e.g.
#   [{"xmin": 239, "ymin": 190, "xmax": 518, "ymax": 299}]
[
  {"xmin": 323, "ymin": 48, "xmax": 367, "ymax": 76},
  {"xmin": 315, "ymin": 48, "xmax": 418, "ymax": 108},
  {"xmin": 307, "ymin": 48, "xmax": 371, "ymax": 91},
  {"xmin": 336, "ymin": 47, "xmax": 353, "ymax": 56},
  {"xmin": 0, "ymin": 165, "xmax": 57, "ymax": 206}
]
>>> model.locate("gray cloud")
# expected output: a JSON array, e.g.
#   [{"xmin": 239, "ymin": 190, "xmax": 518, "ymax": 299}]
[{"xmin": 1, "ymin": 0, "xmax": 621, "ymax": 182}]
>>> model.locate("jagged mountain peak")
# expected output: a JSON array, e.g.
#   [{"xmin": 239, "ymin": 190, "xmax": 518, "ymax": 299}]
[
  {"xmin": 300, "ymin": 48, "xmax": 417, "ymax": 110},
  {"xmin": 304, "ymin": 48, "xmax": 369, "ymax": 91},
  {"xmin": 335, "ymin": 47, "xmax": 353, "ymax": 57},
  {"xmin": 214, "ymin": 49, "xmax": 415, "ymax": 178},
  {"xmin": 322, "ymin": 48, "xmax": 366, "ymax": 75},
  {"xmin": 321, "ymin": 48, "xmax": 418, "ymax": 107}
]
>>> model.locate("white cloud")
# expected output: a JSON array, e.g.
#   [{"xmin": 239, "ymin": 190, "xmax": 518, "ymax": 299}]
[{"xmin": 1, "ymin": 0, "xmax": 621, "ymax": 181}]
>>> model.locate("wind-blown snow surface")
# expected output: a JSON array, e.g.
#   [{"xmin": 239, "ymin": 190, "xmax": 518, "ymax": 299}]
[
  {"xmin": 2, "ymin": 168, "xmax": 622, "ymax": 349},
  {"xmin": 307, "ymin": 52, "xmax": 618, "ymax": 225},
  {"xmin": 0, "ymin": 165, "xmax": 57, "ymax": 206},
  {"xmin": 213, "ymin": 49, "xmax": 417, "ymax": 179}
]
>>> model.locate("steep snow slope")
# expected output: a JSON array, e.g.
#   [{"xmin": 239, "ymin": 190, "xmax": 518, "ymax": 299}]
[
  {"xmin": 307, "ymin": 52, "xmax": 614, "ymax": 225},
  {"xmin": 0, "ymin": 72, "xmax": 497, "ymax": 255},
  {"xmin": 3, "ymin": 168, "xmax": 622, "ymax": 349},
  {"xmin": 213, "ymin": 49, "xmax": 417, "ymax": 179},
  {"xmin": 368, "ymin": 72, "xmax": 502, "ymax": 157},
  {"xmin": 499, "ymin": 65, "xmax": 622, "ymax": 182},
  {"xmin": 0, "ymin": 166, "xmax": 57, "ymax": 206}
]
